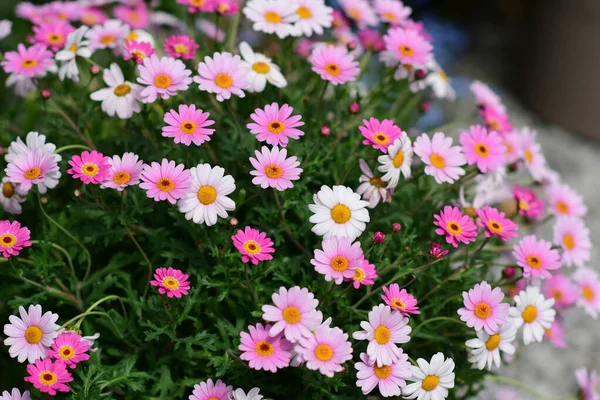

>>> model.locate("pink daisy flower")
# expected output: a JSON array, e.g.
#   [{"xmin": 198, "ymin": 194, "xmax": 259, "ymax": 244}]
[
  {"xmin": 249, "ymin": 146, "xmax": 302, "ymax": 191},
  {"xmin": 189, "ymin": 379, "xmax": 232, "ymax": 400},
  {"xmin": 137, "ymin": 55, "xmax": 193, "ymax": 103},
  {"xmin": 414, "ymin": 132, "xmax": 466, "ymax": 184},
  {"xmin": 0, "ymin": 220, "xmax": 32, "ymax": 258},
  {"xmin": 339, "ymin": 0, "xmax": 378, "ymax": 28},
  {"xmin": 519, "ymin": 128, "xmax": 548, "ymax": 182},
  {"xmin": 67, "ymin": 150, "xmax": 111, "ymax": 185},
  {"xmin": 457, "ymin": 281, "xmax": 510, "ymax": 335},
  {"xmin": 375, "ymin": 0, "xmax": 412, "ymax": 25},
  {"xmin": 513, "ymin": 235, "xmax": 561, "ymax": 280},
  {"xmin": 295, "ymin": 324, "xmax": 353, "ymax": 377},
  {"xmin": 433, "ymin": 205, "xmax": 478, "ymax": 248},
  {"xmin": 544, "ymin": 319, "xmax": 566, "ymax": 349},
  {"xmin": 553, "ymin": 216, "xmax": 591, "ymax": 268},
  {"xmin": 310, "ymin": 45, "xmax": 360, "ymax": 85},
  {"xmin": 25, "ymin": 358, "xmax": 72, "ymax": 396},
  {"xmin": 231, "ymin": 226, "xmax": 275, "ymax": 265},
  {"xmin": 1, "ymin": 44, "xmax": 56, "ymax": 78},
  {"xmin": 46, "ymin": 332, "xmax": 90, "ymax": 368},
  {"xmin": 575, "ymin": 368, "xmax": 600, "ymax": 400},
  {"xmin": 239, "ymin": 322, "xmax": 292, "ymax": 372},
  {"xmin": 573, "ymin": 268, "xmax": 600, "ymax": 319},
  {"xmin": 358, "ymin": 29, "xmax": 385, "ymax": 52},
  {"xmin": 122, "ymin": 40, "xmax": 155, "ymax": 64},
  {"xmin": 5, "ymin": 150, "xmax": 60, "ymax": 194},
  {"xmin": 547, "ymin": 183, "xmax": 587, "ymax": 218},
  {"xmin": 101, "ymin": 152, "xmax": 144, "ymax": 191},
  {"xmin": 352, "ymin": 304, "xmax": 411, "ymax": 367},
  {"xmin": 164, "ymin": 35, "xmax": 198, "ymax": 60},
  {"xmin": 430, "ymin": 242, "xmax": 449, "ymax": 259},
  {"xmin": 162, "ymin": 104, "xmax": 215, "ymax": 146},
  {"xmin": 513, "ymin": 186, "xmax": 544, "ymax": 221},
  {"xmin": 543, "ymin": 273, "xmax": 578, "ymax": 309},
  {"xmin": 194, "ymin": 52, "xmax": 250, "ymax": 102},
  {"xmin": 348, "ymin": 258, "xmax": 378, "ymax": 289},
  {"xmin": 113, "ymin": 4, "xmax": 148, "ymax": 29},
  {"xmin": 215, "ymin": 0, "xmax": 239, "ymax": 15},
  {"xmin": 357, "ymin": 159, "xmax": 393, "ymax": 208},
  {"xmin": 32, "ymin": 21, "xmax": 74, "ymax": 52},
  {"xmin": 383, "ymin": 27, "xmax": 432, "ymax": 66},
  {"xmin": 359, "ymin": 118, "xmax": 404, "ymax": 151},
  {"xmin": 84, "ymin": 19, "xmax": 130, "ymax": 52},
  {"xmin": 381, "ymin": 284, "xmax": 420, "ymax": 316},
  {"xmin": 479, "ymin": 105, "xmax": 512, "ymax": 135},
  {"xmin": 311, "ymin": 236, "xmax": 364, "ymax": 284},
  {"xmin": 149, "ymin": 267, "xmax": 191, "ymax": 298},
  {"xmin": 262, "ymin": 286, "xmax": 321, "ymax": 342},
  {"xmin": 476, "ymin": 206, "xmax": 518, "ymax": 241},
  {"xmin": 139, "ymin": 159, "xmax": 191, "ymax": 204},
  {"xmin": 459, "ymin": 125, "xmax": 506, "ymax": 173},
  {"xmin": 79, "ymin": 7, "xmax": 108, "ymax": 26},
  {"xmin": 177, "ymin": 0, "xmax": 216, "ymax": 14},
  {"xmin": 247, "ymin": 103, "xmax": 305, "ymax": 147},
  {"xmin": 470, "ymin": 80, "xmax": 506, "ymax": 114},
  {"xmin": 355, "ymin": 351, "xmax": 412, "ymax": 397},
  {"xmin": 502, "ymin": 130, "xmax": 521, "ymax": 164}
]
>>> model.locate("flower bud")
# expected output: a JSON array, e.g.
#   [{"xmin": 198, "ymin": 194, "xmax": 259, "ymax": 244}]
[
  {"xmin": 347, "ymin": 40, "xmax": 357, "ymax": 50},
  {"xmin": 320, "ymin": 126, "xmax": 331, "ymax": 136},
  {"xmin": 90, "ymin": 65, "xmax": 101, "ymax": 75},
  {"xmin": 420, "ymin": 101, "xmax": 431, "ymax": 112},
  {"xmin": 40, "ymin": 196, "xmax": 49, "ymax": 205},
  {"xmin": 349, "ymin": 102, "xmax": 360, "ymax": 113},
  {"xmin": 229, "ymin": 217, "xmax": 238, "ymax": 226},
  {"xmin": 463, "ymin": 206, "xmax": 477, "ymax": 219},
  {"xmin": 392, "ymin": 222, "xmax": 402, "ymax": 232},
  {"xmin": 372, "ymin": 232, "xmax": 385, "ymax": 244},
  {"xmin": 503, "ymin": 266, "xmax": 517, "ymax": 279},
  {"xmin": 415, "ymin": 69, "xmax": 426, "ymax": 79},
  {"xmin": 40, "ymin": 88, "xmax": 51, "ymax": 99}
]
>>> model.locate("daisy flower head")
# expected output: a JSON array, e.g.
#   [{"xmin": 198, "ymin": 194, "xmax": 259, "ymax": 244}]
[
  {"xmin": 476, "ymin": 206, "xmax": 518, "ymax": 241},
  {"xmin": 291, "ymin": 0, "xmax": 333, "ymax": 37},
  {"xmin": 125, "ymin": 29, "xmax": 155, "ymax": 46},
  {"xmin": 519, "ymin": 127, "xmax": 548, "ymax": 182},
  {"xmin": 457, "ymin": 281, "xmax": 510, "ymax": 335},
  {"xmin": 79, "ymin": 7, "xmax": 108, "ymax": 26},
  {"xmin": 404, "ymin": 352, "xmax": 455, "ymax": 400},
  {"xmin": 1, "ymin": 44, "xmax": 56, "ymax": 79},
  {"xmin": 0, "ymin": 220, "xmax": 32, "ymax": 258},
  {"xmin": 513, "ymin": 185, "xmax": 544, "ymax": 221},
  {"xmin": 501, "ymin": 130, "xmax": 521, "ymax": 164},
  {"xmin": 164, "ymin": 35, "xmax": 198, "ymax": 60},
  {"xmin": 229, "ymin": 388, "xmax": 263, "ymax": 400},
  {"xmin": 543, "ymin": 273, "xmax": 577, "ymax": 309},
  {"xmin": 122, "ymin": 40, "xmax": 155, "ymax": 64},
  {"xmin": 311, "ymin": 236, "xmax": 364, "ymax": 284},
  {"xmin": 215, "ymin": 0, "xmax": 239, "ymax": 15},
  {"xmin": 262, "ymin": 286, "xmax": 321, "ymax": 341},
  {"xmin": 177, "ymin": 0, "xmax": 216, "ymax": 14},
  {"xmin": 232, "ymin": 226, "xmax": 275, "ymax": 265},
  {"xmin": 375, "ymin": 0, "xmax": 411, "ymax": 25},
  {"xmin": 470, "ymin": 80, "xmax": 506, "ymax": 114},
  {"xmin": 433, "ymin": 205, "xmax": 478, "ymax": 248},
  {"xmin": 25, "ymin": 358, "xmax": 72, "ymax": 395},
  {"xmin": 5, "ymin": 149, "xmax": 61, "ymax": 194},
  {"xmin": 479, "ymin": 106, "xmax": 512, "ymax": 135},
  {"xmin": 295, "ymin": 324, "xmax": 352, "ymax": 377},
  {"xmin": 339, "ymin": 0, "xmax": 378, "ymax": 28},
  {"xmin": 573, "ymin": 268, "xmax": 600, "ymax": 319},
  {"xmin": 357, "ymin": 159, "xmax": 392, "ymax": 208},
  {"xmin": 383, "ymin": 27, "xmax": 433, "ymax": 67},
  {"xmin": 355, "ymin": 351, "xmax": 412, "ymax": 397},
  {"xmin": 430, "ymin": 242, "xmax": 449, "ymax": 260},
  {"xmin": 310, "ymin": 44, "xmax": 360, "ymax": 85},
  {"xmin": 465, "ymin": 322, "xmax": 516, "ymax": 370},
  {"xmin": 308, "ymin": 185, "xmax": 370, "ymax": 240},
  {"xmin": 90, "ymin": 63, "xmax": 143, "ymax": 119},
  {"xmin": 575, "ymin": 368, "xmax": 600, "ymax": 400},
  {"xmin": 149, "ymin": 267, "xmax": 191, "ymax": 298},
  {"xmin": 46, "ymin": 331, "xmax": 90, "ymax": 367},
  {"xmin": 0, "ymin": 177, "xmax": 28, "ymax": 214},
  {"xmin": 239, "ymin": 42, "xmax": 287, "ymax": 92},
  {"xmin": 239, "ymin": 323, "xmax": 292, "ymax": 372},
  {"xmin": 101, "ymin": 152, "xmax": 144, "ymax": 191},
  {"xmin": 513, "ymin": 235, "xmax": 561, "ymax": 280},
  {"xmin": 360, "ymin": 118, "xmax": 405, "ymax": 152},
  {"xmin": 113, "ymin": 3, "xmax": 148, "ymax": 29},
  {"xmin": 162, "ymin": 104, "xmax": 215, "ymax": 146},
  {"xmin": 414, "ymin": 132, "xmax": 466, "ymax": 184},
  {"xmin": 247, "ymin": 103, "xmax": 304, "ymax": 146},
  {"xmin": 137, "ymin": 55, "xmax": 193, "ymax": 103},
  {"xmin": 353, "ymin": 304, "xmax": 411, "ymax": 367},
  {"xmin": 84, "ymin": 19, "xmax": 129, "ymax": 51},
  {"xmin": 32, "ymin": 21, "xmax": 74, "ymax": 52},
  {"xmin": 547, "ymin": 183, "xmax": 587, "ymax": 218},
  {"xmin": 459, "ymin": 125, "xmax": 506, "ymax": 173},
  {"xmin": 55, "ymin": 26, "xmax": 92, "ymax": 83},
  {"xmin": 177, "ymin": 164, "xmax": 235, "ymax": 226},
  {"xmin": 0, "ymin": 389, "xmax": 31, "ymax": 400},
  {"xmin": 243, "ymin": 0, "xmax": 299, "ymax": 39},
  {"xmin": 194, "ymin": 52, "xmax": 249, "ymax": 102},
  {"xmin": 349, "ymin": 258, "xmax": 378, "ymax": 289},
  {"xmin": 377, "ymin": 136, "xmax": 413, "ymax": 188},
  {"xmin": 424, "ymin": 59, "xmax": 456, "ymax": 100},
  {"xmin": 189, "ymin": 379, "xmax": 232, "ymax": 400},
  {"xmin": 140, "ymin": 159, "xmax": 191, "ymax": 204},
  {"xmin": 4, "ymin": 130, "xmax": 61, "ymax": 166},
  {"xmin": 67, "ymin": 150, "xmax": 111, "ymax": 185},
  {"xmin": 553, "ymin": 216, "xmax": 591, "ymax": 267},
  {"xmin": 249, "ymin": 146, "xmax": 302, "ymax": 190},
  {"xmin": 358, "ymin": 29, "xmax": 385, "ymax": 52},
  {"xmin": 510, "ymin": 286, "xmax": 556, "ymax": 344},
  {"xmin": 544, "ymin": 319, "xmax": 566, "ymax": 349},
  {"xmin": 3, "ymin": 304, "xmax": 59, "ymax": 363},
  {"xmin": 382, "ymin": 284, "xmax": 420, "ymax": 316}
]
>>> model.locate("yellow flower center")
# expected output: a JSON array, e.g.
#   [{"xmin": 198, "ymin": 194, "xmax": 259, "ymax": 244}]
[
  {"xmin": 399, "ymin": 45, "xmax": 415, "ymax": 57},
  {"xmin": 197, "ymin": 185, "xmax": 217, "ymax": 205},
  {"xmin": 112, "ymin": 171, "xmax": 131, "ymax": 185},
  {"xmin": 113, "ymin": 84, "xmax": 131, "ymax": 97},
  {"xmin": 369, "ymin": 176, "xmax": 386, "ymax": 188},
  {"xmin": 297, "ymin": 6, "xmax": 312, "ymax": 19},
  {"xmin": 264, "ymin": 164, "xmax": 283, "ymax": 179},
  {"xmin": 382, "ymin": 11, "xmax": 397, "ymax": 22},
  {"xmin": 422, "ymin": 375, "xmax": 440, "ymax": 391},
  {"xmin": 243, "ymin": 240, "xmax": 261, "ymax": 255},
  {"xmin": 353, "ymin": 268, "xmax": 365, "ymax": 282},
  {"xmin": 430, "ymin": 153, "xmax": 446, "ymax": 169},
  {"xmin": 214, "ymin": 73, "xmax": 233, "ymax": 89},
  {"xmin": 2, "ymin": 182, "xmax": 15, "ymax": 198},
  {"xmin": 1, "ymin": 234, "xmax": 17, "ymax": 248},
  {"xmin": 324, "ymin": 62, "xmax": 341, "ymax": 76},
  {"xmin": 374, "ymin": 364, "xmax": 392, "ymax": 379},
  {"xmin": 392, "ymin": 150, "xmax": 405, "ymax": 168},
  {"xmin": 162, "ymin": 277, "xmax": 180, "ymax": 289},
  {"xmin": 524, "ymin": 149, "xmax": 533, "ymax": 164},
  {"xmin": 81, "ymin": 14, "xmax": 97, "ymax": 25},
  {"xmin": 100, "ymin": 34, "xmax": 116, "ymax": 45},
  {"xmin": 130, "ymin": 50, "xmax": 145, "ymax": 60},
  {"xmin": 82, "ymin": 163, "xmax": 99, "ymax": 177},
  {"xmin": 438, "ymin": 71, "xmax": 448, "ymax": 81},
  {"xmin": 25, "ymin": 326, "xmax": 43, "ymax": 344},
  {"xmin": 487, "ymin": 220, "xmax": 503, "ymax": 233},
  {"xmin": 180, "ymin": 121, "xmax": 197, "ymax": 134},
  {"xmin": 252, "ymin": 61, "xmax": 270, "ymax": 74},
  {"xmin": 314, "ymin": 344, "xmax": 333, "ymax": 361},
  {"xmin": 392, "ymin": 299, "xmax": 406, "ymax": 310},
  {"xmin": 174, "ymin": 44, "xmax": 189, "ymax": 54},
  {"xmin": 25, "ymin": 167, "xmax": 42, "ymax": 180},
  {"xmin": 555, "ymin": 201, "xmax": 569, "ymax": 215},
  {"xmin": 526, "ymin": 255, "xmax": 542, "ymax": 269},
  {"xmin": 485, "ymin": 334, "xmax": 501, "ymax": 350},
  {"xmin": 446, "ymin": 221, "xmax": 462, "ymax": 235},
  {"xmin": 563, "ymin": 234, "xmax": 575, "ymax": 250},
  {"xmin": 59, "ymin": 345, "xmax": 75, "ymax": 359},
  {"xmin": 348, "ymin": 8, "xmax": 361, "ymax": 20},
  {"xmin": 267, "ymin": 120, "xmax": 285, "ymax": 134},
  {"xmin": 330, "ymin": 204, "xmax": 351, "ymax": 224},
  {"xmin": 522, "ymin": 305, "xmax": 538, "ymax": 323},
  {"xmin": 154, "ymin": 74, "xmax": 172, "ymax": 89},
  {"xmin": 475, "ymin": 143, "xmax": 489, "ymax": 157},
  {"xmin": 20, "ymin": 59, "xmax": 38, "ymax": 69},
  {"xmin": 583, "ymin": 286, "xmax": 595, "ymax": 301},
  {"xmin": 126, "ymin": 32, "xmax": 138, "ymax": 41},
  {"xmin": 190, "ymin": 0, "xmax": 205, "ymax": 6},
  {"xmin": 504, "ymin": 140, "xmax": 515, "ymax": 155},
  {"xmin": 552, "ymin": 289, "xmax": 564, "ymax": 302},
  {"xmin": 282, "ymin": 306, "xmax": 301, "ymax": 324},
  {"xmin": 474, "ymin": 302, "xmax": 491, "ymax": 319},
  {"xmin": 373, "ymin": 325, "xmax": 391, "ymax": 345},
  {"xmin": 69, "ymin": 44, "xmax": 78, "ymax": 52},
  {"xmin": 47, "ymin": 33, "xmax": 63, "ymax": 45},
  {"xmin": 255, "ymin": 340, "xmax": 274, "ymax": 356},
  {"xmin": 264, "ymin": 11, "xmax": 282, "ymax": 23},
  {"xmin": 373, "ymin": 132, "xmax": 389, "ymax": 145},
  {"xmin": 330, "ymin": 256, "xmax": 349, "ymax": 272},
  {"xmin": 39, "ymin": 371, "xmax": 57, "ymax": 385},
  {"xmin": 519, "ymin": 199, "xmax": 530, "ymax": 211},
  {"xmin": 157, "ymin": 178, "xmax": 175, "ymax": 192}
]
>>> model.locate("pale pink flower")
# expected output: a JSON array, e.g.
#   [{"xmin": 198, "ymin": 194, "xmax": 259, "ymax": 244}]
[
  {"xmin": 513, "ymin": 235, "xmax": 561, "ymax": 280},
  {"xmin": 101, "ymin": 152, "xmax": 144, "ymax": 191},
  {"xmin": 311, "ymin": 236, "xmax": 364, "ymax": 284},
  {"xmin": 359, "ymin": 117, "xmax": 404, "ymax": 151},
  {"xmin": 310, "ymin": 45, "xmax": 359, "ymax": 85},
  {"xmin": 24, "ymin": 358, "xmax": 72, "ymax": 396},
  {"xmin": 113, "ymin": 3, "xmax": 148, "ymax": 29},
  {"xmin": 5, "ymin": 149, "xmax": 61, "ymax": 194},
  {"xmin": 339, "ymin": 0, "xmax": 378, "ymax": 28},
  {"xmin": 67, "ymin": 150, "xmax": 111, "ymax": 185},
  {"xmin": 162, "ymin": 104, "xmax": 215, "ymax": 146},
  {"xmin": 0, "ymin": 388, "xmax": 32, "ymax": 400},
  {"xmin": 382, "ymin": 27, "xmax": 432, "ymax": 66},
  {"xmin": 137, "ymin": 55, "xmax": 192, "ymax": 103},
  {"xmin": 355, "ymin": 351, "xmax": 412, "ymax": 397},
  {"xmin": 382, "ymin": 284, "xmax": 420, "ymax": 316},
  {"xmin": 46, "ymin": 332, "xmax": 90, "ymax": 367},
  {"xmin": 553, "ymin": 216, "xmax": 591, "ymax": 268},
  {"xmin": 457, "ymin": 281, "xmax": 510, "ymax": 334},
  {"xmin": 459, "ymin": 125, "xmax": 506, "ymax": 173},
  {"xmin": 149, "ymin": 267, "xmax": 191, "ymax": 298},
  {"xmin": 575, "ymin": 368, "xmax": 600, "ymax": 400},
  {"xmin": 413, "ymin": 132, "xmax": 466, "ymax": 184},
  {"xmin": 139, "ymin": 159, "xmax": 191, "ymax": 204},
  {"xmin": 543, "ymin": 273, "xmax": 578, "ymax": 309},
  {"xmin": 295, "ymin": 324, "xmax": 353, "ymax": 377},
  {"xmin": 189, "ymin": 379, "xmax": 232, "ymax": 400},
  {"xmin": 547, "ymin": 183, "xmax": 587, "ymax": 218},
  {"xmin": 476, "ymin": 206, "xmax": 518, "ymax": 241},
  {"xmin": 84, "ymin": 19, "xmax": 129, "ymax": 52},
  {"xmin": 433, "ymin": 205, "xmax": 478, "ymax": 248},
  {"xmin": 544, "ymin": 319, "xmax": 566, "ymax": 349},
  {"xmin": 573, "ymin": 268, "xmax": 600, "ymax": 319},
  {"xmin": 164, "ymin": 35, "xmax": 198, "ymax": 60},
  {"xmin": 194, "ymin": 52, "xmax": 249, "ymax": 102},
  {"xmin": 3, "ymin": 304, "xmax": 59, "ymax": 363},
  {"xmin": 249, "ymin": 146, "xmax": 302, "ymax": 191},
  {"xmin": 519, "ymin": 127, "xmax": 548, "ymax": 182},
  {"xmin": 356, "ymin": 159, "xmax": 392, "ymax": 208},
  {"xmin": 480, "ymin": 105, "xmax": 512, "ymax": 135},
  {"xmin": 79, "ymin": 8, "xmax": 108, "ymax": 26},
  {"xmin": 375, "ymin": 0, "xmax": 411, "ymax": 25},
  {"xmin": 247, "ymin": 103, "xmax": 305, "ymax": 147},
  {"xmin": 239, "ymin": 323, "xmax": 292, "ymax": 372},
  {"xmin": 231, "ymin": 226, "xmax": 275, "ymax": 265},
  {"xmin": 502, "ymin": 130, "xmax": 521, "ymax": 164},
  {"xmin": 470, "ymin": 80, "xmax": 506, "ymax": 114},
  {"xmin": 1, "ymin": 44, "xmax": 56, "ymax": 78}
]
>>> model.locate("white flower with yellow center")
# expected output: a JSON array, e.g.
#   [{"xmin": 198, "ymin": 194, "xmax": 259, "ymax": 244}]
[
  {"xmin": 308, "ymin": 185, "xmax": 370, "ymax": 241},
  {"xmin": 377, "ymin": 136, "xmax": 413, "ymax": 189},
  {"xmin": 178, "ymin": 163, "xmax": 236, "ymax": 226},
  {"xmin": 243, "ymin": 0, "xmax": 299, "ymax": 39},
  {"xmin": 239, "ymin": 41, "xmax": 287, "ymax": 93},
  {"xmin": 509, "ymin": 286, "xmax": 556, "ymax": 345},
  {"xmin": 465, "ymin": 322, "xmax": 516, "ymax": 370},
  {"xmin": 291, "ymin": 0, "xmax": 333, "ymax": 37},
  {"xmin": 90, "ymin": 63, "xmax": 143, "ymax": 119},
  {"xmin": 404, "ymin": 352, "xmax": 455, "ymax": 400},
  {"xmin": 424, "ymin": 59, "xmax": 455, "ymax": 101},
  {"xmin": 55, "ymin": 26, "xmax": 92, "ymax": 83}
]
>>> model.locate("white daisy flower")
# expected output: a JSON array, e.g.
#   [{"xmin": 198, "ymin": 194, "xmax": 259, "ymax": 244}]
[
  {"xmin": 356, "ymin": 159, "xmax": 392, "ymax": 208},
  {"xmin": 125, "ymin": 29, "xmax": 155, "ymax": 46},
  {"xmin": 3, "ymin": 305, "xmax": 59, "ymax": 364},
  {"xmin": 377, "ymin": 136, "xmax": 413, "ymax": 189},
  {"xmin": 56, "ymin": 26, "xmax": 93, "ymax": 83},
  {"xmin": 0, "ymin": 177, "xmax": 28, "ymax": 214},
  {"xmin": 291, "ymin": 0, "xmax": 333, "ymax": 37},
  {"xmin": 178, "ymin": 164, "xmax": 236, "ymax": 226},
  {"xmin": 90, "ymin": 63, "xmax": 142, "ymax": 120},
  {"xmin": 239, "ymin": 41, "xmax": 287, "ymax": 93},
  {"xmin": 404, "ymin": 352, "xmax": 455, "ymax": 400},
  {"xmin": 509, "ymin": 286, "xmax": 556, "ymax": 345},
  {"xmin": 465, "ymin": 322, "xmax": 517, "ymax": 370},
  {"xmin": 5, "ymin": 131, "xmax": 61, "ymax": 165},
  {"xmin": 243, "ymin": 0, "xmax": 299, "ymax": 39},
  {"xmin": 308, "ymin": 185, "xmax": 370, "ymax": 240},
  {"xmin": 229, "ymin": 387, "xmax": 263, "ymax": 400},
  {"xmin": 425, "ymin": 59, "xmax": 455, "ymax": 101}
]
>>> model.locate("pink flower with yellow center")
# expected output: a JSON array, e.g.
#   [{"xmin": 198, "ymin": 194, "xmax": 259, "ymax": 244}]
[
  {"xmin": 295, "ymin": 324, "xmax": 353, "ymax": 377},
  {"xmin": 149, "ymin": 267, "xmax": 191, "ymax": 298},
  {"xmin": 46, "ymin": 332, "xmax": 90, "ymax": 368},
  {"xmin": 5, "ymin": 149, "xmax": 60, "ymax": 194},
  {"xmin": 113, "ymin": 3, "xmax": 148, "ymax": 29},
  {"xmin": 513, "ymin": 185, "xmax": 544, "ymax": 221},
  {"xmin": 479, "ymin": 105, "xmax": 512, "ymax": 135},
  {"xmin": 547, "ymin": 183, "xmax": 587, "ymax": 218},
  {"xmin": 67, "ymin": 150, "xmax": 111, "ymax": 185},
  {"xmin": 249, "ymin": 146, "xmax": 302, "ymax": 191},
  {"xmin": 573, "ymin": 268, "xmax": 600, "ymax": 319},
  {"xmin": 512, "ymin": 235, "xmax": 561, "ymax": 280},
  {"xmin": 375, "ymin": 0, "xmax": 412, "ymax": 25},
  {"xmin": 3, "ymin": 305, "xmax": 59, "ymax": 364},
  {"xmin": 347, "ymin": 258, "xmax": 378, "ymax": 289},
  {"xmin": 84, "ymin": 19, "xmax": 129, "ymax": 52},
  {"xmin": 383, "ymin": 27, "xmax": 432, "ymax": 66},
  {"xmin": 24, "ymin": 358, "xmax": 73, "ymax": 396},
  {"xmin": 194, "ymin": 52, "xmax": 250, "ymax": 102},
  {"xmin": 457, "ymin": 281, "xmax": 510, "ymax": 335},
  {"xmin": 553, "ymin": 216, "xmax": 591, "ymax": 268},
  {"xmin": 189, "ymin": 379, "xmax": 232, "ymax": 400},
  {"xmin": 543, "ymin": 274, "xmax": 578, "ymax": 309},
  {"xmin": 32, "ymin": 21, "xmax": 74, "ymax": 52},
  {"xmin": 177, "ymin": 0, "xmax": 216, "ymax": 14},
  {"xmin": 0, "ymin": 220, "xmax": 32, "ymax": 258},
  {"xmin": 339, "ymin": 0, "xmax": 378, "ymax": 27},
  {"xmin": 1, "ymin": 44, "xmax": 56, "ymax": 78},
  {"xmin": 139, "ymin": 159, "xmax": 191, "ymax": 204},
  {"xmin": 360, "ymin": 117, "xmax": 404, "ymax": 152},
  {"xmin": 544, "ymin": 319, "xmax": 566, "ymax": 349},
  {"xmin": 162, "ymin": 104, "xmax": 215, "ymax": 146},
  {"xmin": 413, "ymin": 132, "xmax": 466, "ymax": 184},
  {"xmin": 122, "ymin": 40, "xmax": 155, "ymax": 64},
  {"xmin": 239, "ymin": 322, "xmax": 292, "ymax": 372},
  {"xmin": 433, "ymin": 205, "xmax": 478, "ymax": 248},
  {"xmin": 247, "ymin": 103, "xmax": 305, "ymax": 147},
  {"xmin": 164, "ymin": 35, "xmax": 198, "ymax": 60},
  {"xmin": 381, "ymin": 284, "xmax": 420, "ymax": 316},
  {"xmin": 101, "ymin": 152, "xmax": 144, "ymax": 191},
  {"xmin": 355, "ymin": 351, "xmax": 412, "ymax": 397},
  {"xmin": 310, "ymin": 44, "xmax": 360, "ymax": 85},
  {"xmin": 137, "ymin": 55, "xmax": 193, "ymax": 103},
  {"xmin": 476, "ymin": 206, "xmax": 518, "ymax": 241},
  {"xmin": 311, "ymin": 236, "xmax": 364, "ymax": 284},
  {"xmin": 459, "ymin": 125, "xmax": 506, "ymax": 173},
  {"xmin": 232, "ymin": 226, "xmax": 275, "ymax": 265}
]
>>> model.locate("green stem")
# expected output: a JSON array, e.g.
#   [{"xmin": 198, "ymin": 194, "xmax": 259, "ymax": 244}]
[
  {"xmin": 19, "ymin": 276, "xmax": 82, "ymax": 310},
  {"xmin": 31, "ymin": 240, "xmax": 81, "ymax": 304},
  {"xmin": 412, "ymin": 316, "xmax": 464, "ymax": 336},
  {"xmin": 225, "ymin": 0, "xmax": 244, "ymax": 53},
  {"xmin": 469, "ymin": 237, "xmax": 490, "ymax": 266},
  {"xmin": 55, "ymin": 144, "xmax": 92, "ymax": 154},
  {"xmin": 244, "ymin": 263, "xmax": 258, "ymax": 304},
  {"xmin": 47, "ymin": 98, "xmax": 95, "ymax": 149},
  {"xmin": 61, "ymin": 295, "xmax": 125, "ymax": 328}
]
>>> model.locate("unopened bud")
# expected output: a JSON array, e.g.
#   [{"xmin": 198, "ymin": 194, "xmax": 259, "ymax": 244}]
[
  {"xmin": 320, "ymin": 126, "xmax": 331, "ymax": 136},
  {"xmin": 229, "ymin": 217, "xmax": 238, "ymax": 226},
  {"xmin": 90, "ymin": 65, "xmax": 101, "ymax": 75},
  {"xmin": 392, "ymin": 222, "xmax": 402, "ymax": 232},
  {"xmin": 349, "ymin": 102, "xmax": 360, "ymax": 113},
  {"xmin": 41, "ymin": 88, "xmax": 51, "ymax": 99},
  {"xmin": 372, "ymin": 232, "xmax": 385, "ymax": 244}
]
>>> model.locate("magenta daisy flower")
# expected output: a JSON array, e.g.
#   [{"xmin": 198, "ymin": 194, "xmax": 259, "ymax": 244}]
[
  {"xmin": 547, "ymin": 183, "xmax": 587, "ymax": 218},
  {"xmin": 231, "ymin": 226, "xmax": 275, "ymax": 265},
  {"xmin": 24, "ymin": 358, "xmax": 73, "ymax": 396},
  {"xmin": 459, "ymin": 125, "xmax": 506, "ymax": 173},
  {"xmin": 429, "ymin": 242, "xmax": 449, "ymax": 259},
  {"xmin": 295, "ymin": 324, "xmax": 353, "ymax": 377},
  {"xmin": 5, "ymin": 149, "xmax": 61, "ymax": 194},
  {"xmin": 149, "ymin": 267, "xmax": 191, "ymax": 298},
  {"xmin": 1, "ymin": 44, "xmax": 56, "ymax": 78},
  {"xmin": 67, "ymin": 150, "xmax": 111, "ymax": 185},
  {"xmin": 479, "ymin": 105, "xmax": 512, "ymax": 135},
  {"xmin": 513, "ymin": 186, "xmax": 544, "ymax": 221},
  {"xmin": 239, "ymin": 322, "xmax": 292, "ymax": 372},
  {"xmin": 310, "ymin": 45, "xmax": 360, "ymax": 85},
  {"xmin": 381, "ymin": 284, "xmax": 420, "ymax": 316},
  {"xmin": 553, "ymin": 216, "xmax": 591, "ymax": 268},
  {"xmin": 543, "ymin": 273, "xmax": 578, "ymax": 309},
  {"xmin": 162, "ymin": 104, "xmax": 215, "ymax": 146},
  {"xmin": 512, "ymin": 235, "xmax": 561, "ymax": 280},
  {"xmin": 247, "ymin": 103, "xmax": 305, "ymax": 147},
  {"xmin": 433, "ymin": 205, "xmax": 478, "ymax": 248},
  {"xmin": 261, "ymin": 286, "xmax": 321, "ymax": 342},
  {"xmin": 470, "ymin": 80, "xmax": 506, "ymax": 114},
  {"xmin": 0, "ymin": 220, "xmax": 32, "ymax": 258},
  {"xmin": 355, "ymin": 351, "xmax": 412, "ymax": 397},
  {"xmin": 194, "ymin": 52, "xmax": 250, "ymax": 102},
  {"xmin": 139, "ymin": 159, "xmax": 191, "ymax": 204},
  {"xmin": 3, "ymin": 304, "xmax": 59, "ymax": 363},
  {"xmin": 164, "ymin": 35, "xmax": 198, "ymax": 60},
  {"xmin": 476, "ymin": 206, "xmax": 518, "ymax": 241},
  {"xmin": 311, "ymin": 236, "xmax": 364, "ymax": 284},
  {"xmin": 177, "ymin": 0, "xmax": 216, "ymax": 14},
  {"xmin": 359, "ymin": 118, "xmax": 404, "ymax": 151},
  {"xmin": 46, "ymin": 332, "xmax": 90, "ymax": 368},
  {"xmin": 457, "ymin": 281, "xmax": 510, "ymax": 334},
  {"xmin": 189, "ymin": 379, "xmax": 232, "ymax": 400},
  {"xmin": 137, "ymin": 54, "xmax": 193, "ymax": 103},
  {"xmin": 122, "ymin": 40, "xmax": 155, "ymax": 64},
  {"xmin": 249, "ymin": 146, "xmax": 302, "ymax": 191},
  {"xmin": 382, "ymin": 27, "xmax": 432, "ymax": 66},
  {"xmin": 573, "ymin": 268, "xmax": 600, "ymax": 319},
  {"xmin": 101, "ymin": 152, "xmax": 144, "ymax": 191},
  {"xmin": 413, "ymin": 132, "xmax": 466, "ymax": 184},
  {"xmin": 502, "ymin": 130, "xmax": 521, "ymax": 164},
  {"xmin": 348, "ymin": 258, "xmax": 378, "ymax": 289},
  {"xmin": 32, "ymin": 21, "xmax": 74, "ymax": 52}
]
